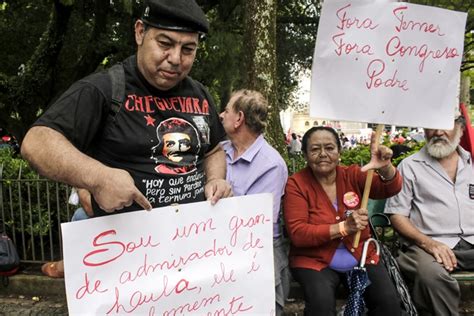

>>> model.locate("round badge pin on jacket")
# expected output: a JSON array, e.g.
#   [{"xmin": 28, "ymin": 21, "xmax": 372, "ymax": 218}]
[{"xmin": 343, "ymin": 191, "xmax": 360, "ymax": 209}]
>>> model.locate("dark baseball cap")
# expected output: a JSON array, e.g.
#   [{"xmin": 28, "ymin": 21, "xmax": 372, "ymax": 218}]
[{"xmin": 141, "ymin": 0, "xmax": 209, "ymax": 34}]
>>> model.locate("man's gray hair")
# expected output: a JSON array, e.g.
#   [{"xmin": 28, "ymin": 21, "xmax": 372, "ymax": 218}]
[{"xmin": 230, "ymin": 89, "xmax": 268, "ymax": 134}]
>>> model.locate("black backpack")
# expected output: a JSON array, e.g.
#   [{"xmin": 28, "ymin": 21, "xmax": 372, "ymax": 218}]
[
  {"xmin": 0, "ymin": 230, "xmax": 20, "ymax": 286},
  {"xmin": 108, "ymin": 63, "xmax": 126, "ymax": 120}
]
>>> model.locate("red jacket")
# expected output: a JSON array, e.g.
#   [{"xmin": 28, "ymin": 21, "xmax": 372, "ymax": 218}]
[{"xmin": 284, "ymin": 165, "xmax": 402, "ymax": 271}]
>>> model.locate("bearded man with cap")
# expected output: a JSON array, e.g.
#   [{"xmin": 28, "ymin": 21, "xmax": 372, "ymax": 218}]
[
  {"xmin": 385, "ymin": 110, "xmax": 474, "ymax": 316},
  {"xmin": 21, "ymin": 0, "xmax": 231, "ymax": 217}
]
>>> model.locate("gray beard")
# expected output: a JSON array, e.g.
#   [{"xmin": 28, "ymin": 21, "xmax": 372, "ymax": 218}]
[{"xmin": 426, "ymin": 129, "xmax": 461, "ymax": 159}]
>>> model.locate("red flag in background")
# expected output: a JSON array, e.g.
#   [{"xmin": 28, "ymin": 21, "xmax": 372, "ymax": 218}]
[{"xmin": 459, "ymin": 103, "xmax": 474, "ymax": 158}]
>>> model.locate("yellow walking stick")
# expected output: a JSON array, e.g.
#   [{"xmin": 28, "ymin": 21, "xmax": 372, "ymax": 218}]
[{"xmin": 353, "ymin": 124, "xmax": 384, "ymax": 248}]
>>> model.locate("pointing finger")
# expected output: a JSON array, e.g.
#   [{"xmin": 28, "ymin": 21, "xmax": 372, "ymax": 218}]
[{"xmin": 134, "ymin": 189, "xmax": 152, "ymax": 211}]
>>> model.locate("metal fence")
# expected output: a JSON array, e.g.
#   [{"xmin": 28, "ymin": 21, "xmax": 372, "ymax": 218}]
[
  {"xmin": 0, "ymin": 164, "xmax": 74, "ymax": 263},
  {"xmin": 2, "ymin": 156, "xmax": 300, "ymax": 264}
]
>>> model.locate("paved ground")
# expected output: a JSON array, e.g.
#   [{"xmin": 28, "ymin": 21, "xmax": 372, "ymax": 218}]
[
  {"xmin": 0, "ymin": 294, "xmax": 67, "ymax": 316},
  {"xmin": 2, "ymin": 291, "xmax": 474, "ymax": 315},
  {"xmin": 0, "ymin": 264, "xmax": 307, "ymax": 315},
  {"xmin": 0, "ymin": 293, "xmax": 306, "ymax": 315},
  {"xmin": 1, "ymin": 264, "xmax": 473, "ymax": 315}
]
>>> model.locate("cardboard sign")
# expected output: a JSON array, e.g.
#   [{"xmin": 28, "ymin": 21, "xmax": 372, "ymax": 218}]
[
  {"xmin": 62, "ymin": 194, "xmax": 275, "ymax": 315},
  {"xmin": 310, "ymin": 1, "xmax": 467, "ymax": 129}
]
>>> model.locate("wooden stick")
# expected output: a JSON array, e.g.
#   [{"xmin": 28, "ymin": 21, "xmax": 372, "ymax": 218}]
[{"xmin": 353, "ymin": 124, "xmax": 384, "ymax": 248}]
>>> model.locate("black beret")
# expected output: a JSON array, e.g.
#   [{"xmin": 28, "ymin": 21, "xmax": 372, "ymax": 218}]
[{"xmin": 141, "ymin": 0, "xmax": 209, "ymax": 34}]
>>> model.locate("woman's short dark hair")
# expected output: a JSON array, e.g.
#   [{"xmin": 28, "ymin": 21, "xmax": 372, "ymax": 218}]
[{"xmin": 301, "ymin": 126, "xmax": 342, "ymax": 154}]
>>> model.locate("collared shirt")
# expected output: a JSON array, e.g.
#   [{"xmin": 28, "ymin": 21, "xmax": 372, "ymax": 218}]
[
  {"xmin": 385, "ymin": 146, "xmax": 474, "ymax": 248},
  {"xmin": 221, "ymin": 135, "xmax": 288, "ymax": 238}
]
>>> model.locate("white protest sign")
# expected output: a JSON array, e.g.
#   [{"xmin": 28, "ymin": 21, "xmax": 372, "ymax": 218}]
[
  {"xmin": 62, "ymin": 194, "xmax": 275, "ymax": 315},
  {"xmin": 310, "ymin": 1, "xmax": 467, "ymax": 129}
]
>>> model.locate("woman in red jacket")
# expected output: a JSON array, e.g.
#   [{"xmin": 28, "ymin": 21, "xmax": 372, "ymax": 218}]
[{"xmin": 284, "ymin": 126, "xmax": 402, "ymax": 315}]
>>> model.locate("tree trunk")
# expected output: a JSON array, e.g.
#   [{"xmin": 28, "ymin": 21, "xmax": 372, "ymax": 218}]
[
  {"xmin": 242, "ymin": 0, "xmax": 287, "ymax": 156},
  {"xmin": 460, "ymin": 75, "xmax": 470, "ymax": 107},
  {"xmin": 70, "ymin": 0, "xmax": 110, "ymax": 81}
]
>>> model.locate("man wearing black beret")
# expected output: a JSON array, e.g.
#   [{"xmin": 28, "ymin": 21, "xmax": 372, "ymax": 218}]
[{"xmin": 21, "ymin": 0, "xmax": 231, "ymax": 217}]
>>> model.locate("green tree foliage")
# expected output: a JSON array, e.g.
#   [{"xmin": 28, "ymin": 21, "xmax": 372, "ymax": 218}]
[
  {"xmin": 196, "ymin": 0, "xmax": 322, "ymax": 153},
  {"xmin": 0, "ymin": 0, "xmax": 139, "ymax": 142},
  {"xmin": 0, "ymin": 0, "xmax": 323, "ymax": 151},
  {"xmin": 191, "ymin": 0, "xmax": 244, "ymax": 108},
  {"xmin": 194, "ymin": 0, "xmax": 322, "ymax": 112},
  {"xmin": 1, "ymin": 0, "xmax": 470, "ymax": 147},
  {"xmin": 276, "ymin": 0, "xmax": 320, "ymax": 110}
]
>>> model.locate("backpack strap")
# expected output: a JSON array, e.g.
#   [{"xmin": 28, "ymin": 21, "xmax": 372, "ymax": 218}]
[{"xmin": 107, "ymin": 63, "xmax": 126, "ymax": 120}]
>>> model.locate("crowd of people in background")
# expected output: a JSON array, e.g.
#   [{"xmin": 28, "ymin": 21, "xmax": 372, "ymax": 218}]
[{"xmin": 287, "ymin": 127, "xmax": 426, "ymax": 155}]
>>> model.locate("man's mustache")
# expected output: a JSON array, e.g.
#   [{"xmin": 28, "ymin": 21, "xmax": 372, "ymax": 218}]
[{"xmin": 430, "ymin": 136, "xmax": 449, "ymax": 144}]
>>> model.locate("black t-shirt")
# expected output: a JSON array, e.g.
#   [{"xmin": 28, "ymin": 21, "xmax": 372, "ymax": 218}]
[{"xmin": 35, "ymin": 56, "xmax": 226, "ymax": 216}]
